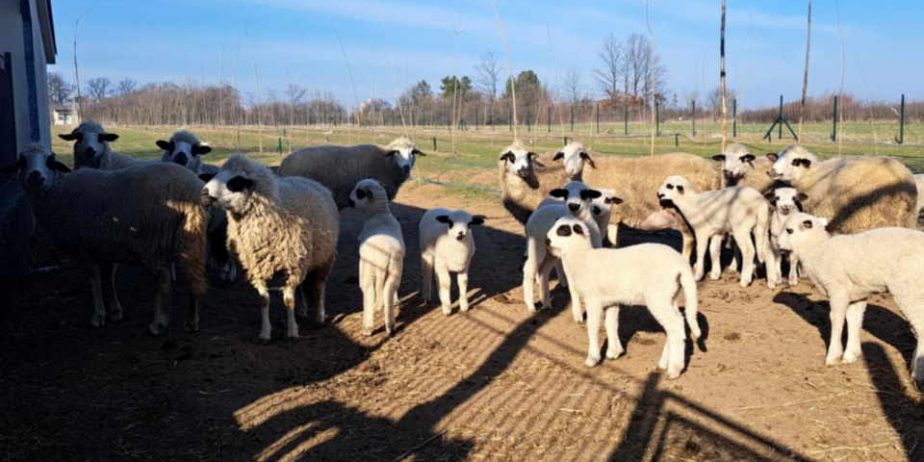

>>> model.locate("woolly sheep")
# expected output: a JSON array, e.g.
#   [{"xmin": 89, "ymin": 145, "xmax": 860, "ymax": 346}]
[
  {"xmin": 58, "ymin": 121, "xmax": 148, "ymax": 170},
  {"xmin": 778, "ymin": 212, "xmax": 924, "ymax": 390},
  {"xmin": 915, "ymin": 174, "xmax": 924, "ymax": 223},
  {"xmin": 768, "ymin": 145, "xmax": 917, "ymax": 233},
  {"xmin": 498, "ymin": 140, "xmax": 571, "ymax": 224},
  {"xmin": 766, "ymin": 187, "xmax": 806, "ymax": 286},
  {"xmin": 524, "ymin": 181, "xmax": 607, "ymax": 321},
  {"xmin": 157, "ymin": 130, "xmax": 215, "ymax": 174},
  {"xmin": 10, "ymin": 144, "xmax": 207, "ymax": 334},
  {"xmin": 348, "ymin": 179, "xmax": 406, "ymax": 336},
  {"xmin": 202, "ymin": 154, "xmax": 339, "ymax": 340},
  {"xmin": 657, "ymin": 175, "xmax": 774, "ymax": 287},
  {"xmin": 546, "ymin": 216, "xmax": 701, "ymax": 378},
  {"xmin": 554, "ymin": 143, "xmax": 720, "ymax": 258},
  {"xmin": 419, "ymin": 208, "xmax": 485, "ymax": 315},
  {"xmin": 278, "ymin": 137, "xmax": 425, "ymax": 209},
  {"xmin": 711, "ymin": 143, "xmax": 775, "ymax": 192}
]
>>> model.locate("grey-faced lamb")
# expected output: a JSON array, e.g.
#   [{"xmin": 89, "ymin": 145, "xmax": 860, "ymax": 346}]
[
  {"xmin": 712, "ymin": 143, "xmax": 775, "ymax": 192},
  {"xmin": 157, "ymin": 130, "xmax": 216, "ymax": 175},
  {"xmin": 202, "ymin": 154, "xmax": 339, "ymax": 340},
  {"xmin": 59, "ymin": 121, "xmax": 148, "ymax": 170},
  {"xmin": 10, "ymin": 144, "xmax": 207, "ymax": 334},
  {"xmin": 278, "ymin": 137, "xmax": 425, "ymax": 209},
  {"xmin": 546, "ymin": 216, "xmax": 701, "ymax": 378},
  {"xmin": 778, "ymin": 212, "xmax": 924, "ymax": 390},
  {"xmin": 419, "ymin": 208, "xmax": 485, "ymax": 315},
  {"xmin": 498, "ymin": 140, "xmax": 571, "ymax": 225},
  {"xmin": 349, "ymin": 179, "xmax": 405, "ymax": 336}
]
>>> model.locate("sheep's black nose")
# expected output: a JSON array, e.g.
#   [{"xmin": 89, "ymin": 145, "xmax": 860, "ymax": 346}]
[
  {"xmin": 174, "ymin": 152, "xmax": 188, "ymax": 166},
  {"xmin": 26, "ymin": 171, "xmax": 44, "ymax": 188},
  {"xmin": 84, "ymin": 147, "xmax": 96, "ymax": 156},
  {"xmin": 456, "ymin": 232, "xmax": 465, "ymax": 241},
  {"xmin": 568, "ymin": 203, "xmax": 579, "ymax": 212},
  {"xmin": 403, "ymin": 165, "xmax": 411, "ymax": 175},
  {"xmin": 545, "ymin": 238, "xmax": 551, "ymax": 247}
]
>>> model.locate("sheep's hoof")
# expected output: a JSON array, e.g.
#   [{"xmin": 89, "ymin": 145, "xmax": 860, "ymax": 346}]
[
  {"xmin": 825, "ymin": 355, "xmax": 841, "ymax": 366},
  {"xmin": 362, "ymin": 328, "xmax": 374, "ymax": 337},
  {"xmin": 708, "ymin": 272, "xmax": 721, "ymax": 281},
  {"xmin": 534, "ymin": 302, "xmax": 546, "ymax": 311},
  {"xmin": 184, "ymin": 321, "xmax": 200, "ymax": 333},
  {"xmin": 90, "ymin": 313, "xmax": 106, "ymax": 328},
  {"xmin": 460, "ymin": 305, "xmax": 470, "ymax": 313},
  {"xmin": 739, "ymin": 279, "xmax": 752, "ymax": 288},
  {"xmin": 842, "ymin": 351, "xmax": 860, "ymax": 364},
  {"xmin": 573, "ymin": 314, "xmax": 585, "ymax": 323},
  {"xmin": 585, "ymin": 355, "xmax": 601, "ymax": 367},
  {"xmin": 148, "ymin": 322, "xmax": 166, "ymax": 336},
  {"xmin": 666, "ymin": 368, "xmax": 682, "ymax": 380},
  {"xmin": 788, "ymin": 279, "xmax": 799, "ymax": 287},
  {"xmin": 442, "ymin": 308, "xmax": 452, "ymax": 316},
  {"xmin": 605, "ymin": 347, "xmax": 623, "ymax": 360},
  {"xmin": 110, "ymin": 308, "xmax": 124, "ymax": 322}
]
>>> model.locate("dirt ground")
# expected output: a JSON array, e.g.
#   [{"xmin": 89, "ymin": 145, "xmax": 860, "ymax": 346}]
[{"xmin": 2, "ymin": 179, "xmax": 923, "ymax": 462}]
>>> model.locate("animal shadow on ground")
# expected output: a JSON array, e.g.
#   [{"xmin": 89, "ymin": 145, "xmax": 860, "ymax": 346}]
[{"xmin": 863, "ymin": 342, "xmax": 924, "ymax": 462}]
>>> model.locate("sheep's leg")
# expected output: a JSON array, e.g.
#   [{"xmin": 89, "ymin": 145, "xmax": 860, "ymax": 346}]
[
  {"xmin": 436, "ymin": 263, "xmax": 453, "ymax": 316},
  {"xmin": 842, "ymin": 301, "xmax": 867, "ymax": 364},
  {"xmin": 305, "ymin": 262, "xmax": 332, "ymax": 324},
  {"xmin": 255, "ymin": 281, "xmax": 272, "ymax": 341},
  {"xmin": 788, "ymin": 255, "xmax": 800, "ymax": 286},
  {"xmin": 106, "ymin": 262, "xmax": 123, "ymax": 321},
  {"xmin": 680, "ymin": 228, "xmax": 694, "ymax": 262},
  {"xmin": 585, "ymin": 301, "xmax": 603, "ymax": 367},
  {"xmin": 383, "ymin": 274, "xmax": 399, "ymax": 336},
  {"xmin": 604, "ymin": 306, "xmax": 623, "ymax": 359},
  {"xmin": 908, "ymin": 307, "xmax": 924, "ymax": 391},
  {"xmin": 726, "ymin": 236, "xmax": 739, "ymax": 274},
  {"xmin": 360, "ymin": 261, "xmax": 375, "ymax": 336},
  {"xmin": 282, "ymin": 286, "xmax": 299, "ymax": 339},
  {"xmin": 420, "ymin": 253, "xmax": 434, "ymax": 303},
  {"xmin": 648, "ymin": 299, "xmax": 686, "ymax": 379},
  {"xmin": 522, "ymin": 253, "xmax": 538, "ymax": 313},
  {"xmin": 149, "ymin": 266, "xmax": 173, "ymax": 336},
  {"xmin": 88, "ymin": 264, "xmax": 106, "ymax": 328},
  {"xmin": 708, "ymin": 236, "xmax": 723, "ymax": 280},
  {"xmin": 458, "ymin": 270, "xmax": 470, "ymax": 312},
  {"xmin": 693, "ymin": 234, "xmax": 709, "ymax": 281},
  {"xmin": 825, "ymin": 293, "xmax": 849, "ymax": 365},
  {"xmin": 733, "ymin": 229, "xmax": 756, "ymax": 287},
  {"xmin": 538, "ymin": 257, "xmax": 557, "ymax": 311},
  {"xmin": 555, "ymin": 261, "xmax": 568, "ymax": 288}
]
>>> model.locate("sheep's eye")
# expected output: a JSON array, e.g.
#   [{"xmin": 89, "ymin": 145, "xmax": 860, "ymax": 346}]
[
  {"xmin": 356, "ymin": 189, "xmax": 366, "ymax": 199},
  {"xmin": 666, "ymin": 184, "xmax": 674, "ymax": 190},
  {"xmin": 791, "ymin": 159, "xmax": 800, "ymax": 166},
  {"xmin": 786, "ymin": 228, "xmax": 794, "ymax": 235}
]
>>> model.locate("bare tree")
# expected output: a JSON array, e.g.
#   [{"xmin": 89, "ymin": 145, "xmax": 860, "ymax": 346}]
[
  {"xmin": 47, "ymin": 72, "xmax": 73, "ymax": 106},
  {"xmin": 562, "ymin": 69, "xmax": 583, "ymax": 104},
  {"xmin": 622, "ymin": 34, "xmax": 667, "ymax": 103},
  {"xmin": 594, "ymin": 34, "xmax": 624, "ymax": 105},
  {"xmin": 475, "ymin": 51, "xmax": 501, "ymax": 101},
  {"xmin": 86, "ymin": 77, "xmax": 112, "ymax": 102},
  {"xmin": 117, "ymin": 78, "xmax": 137, "ymax": 96}
]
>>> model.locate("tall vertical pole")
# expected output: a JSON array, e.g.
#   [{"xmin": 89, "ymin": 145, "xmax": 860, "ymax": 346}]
[
  {"xmin": 799, "ymin": 0, "xmax": 813, "ymax": 140},
  {"xmin": 595, "ymin": 102, "xmax": 600, "ymax": 134},
  {"xmin": 624, "ymin": 104, "xmax": 629, "ymax": 135},
  {"xmin": 719, "ymin": 0, "xmax": 729, "ymax": 152},
  {"xmin": 655, "ymin": 100, "xmax": 660, "ymax": 136},
  {"xmin": 732, "ymin": 98, "xmax": 737, "ymax": 138},
  {"xmin": 831, "ymin": 95, "xmax": 838, "ymax": 142},
  {"xmin": 570, "ymin": 105, "xmax": 574, "ymax": 132},
  {"xmin": 547, "ymin": 105, "xmax": 551, "ymax": 133},
  {"xmin": 778, "ymin": 95, "xmax": 784, "ymax": 140},
  {"xmin": 898, "ymin": 94, "xmax": 905, "ymax": 144},
  {"xmin": 691, "ymin": 100, "xmax": 697, "ymax": 137}
]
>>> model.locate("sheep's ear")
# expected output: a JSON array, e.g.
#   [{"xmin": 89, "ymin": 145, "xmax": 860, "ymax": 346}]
[
  {"xmin": 549, "ymin": 188, "xmax": 567, "ymax": 199},
  {"xmin": 192, "ymin": 144, "xmax": 212, "ymax": 155},
  {"xmin": 198, "ymin": 173, "xmax": 215, "ymax": 182},
  {"xmin": 552, "ymin": 151, "xmax": 564, "ymax": 161},
  {"xmin": 99, "ymin": 133, "xmax": 119, "ymax": 142},
  {"xmin": 58, "ymin": 132, "xmax": 78, "ymax": 141},
  {"xmin": 711, "ymin": 154, "xmax": 726, "ymax": 162},
  {"xmin": 0, "ymin": 156, "xmax": 24, "ymax": 173},
  {"xmin": 411, "ymin": 148, "xmax": 425, "ymax": 156},
  {"xmin": 156, "ymin": 140, "xmax": 173, "ymax": 151},
  {"xmin": 801, "ymin": 219, "xmax": 813, "ymax": 229},
  {"xmin": 764, "ymin": 191, "xmax": 777, "ymax": 203},
  {"xmin": 580, "ymin": 189, "xmax": 602, "ymax": 200},
  {"xmin": 741, "ymin": 154, "xmax": 755, "ymax": 163},
  {"xmin": 46, "ymin": 154, "xmax": 71, "ymax": 173},
  {"xmin": 795, "ymin": 192, "xmax": 808, "ymax": 202},
  {"xmin": 579, "ymin": 151, "xmax": 596, "ymax": 169},
  {"xmin": 435, "ymin": 215, "xmax": 452, "ymax": 225},
  {"xmin": 499, "ymin": 151, "xmax": 515, "ymax": 163},
  {"xmin": 470, "ymin": 215, "xmax": 486, "ymax": 226},
  {"xmin": 385, "ymin": 150, "xmax": 399, "ymax": 157},
  {"xmin": 766, "ymin": 153, "xmax": 778, "ymax": 162},
  {"xmin": 572, "ymin": 224, "xmax": 584, "ymax": 235},
  {"xmin": 227, "ymin": 176, "xmax": 254, "ymax": 192},
  {"xmin": 605, "ymin": 196, "xmax": 624, "ymax": 205}
]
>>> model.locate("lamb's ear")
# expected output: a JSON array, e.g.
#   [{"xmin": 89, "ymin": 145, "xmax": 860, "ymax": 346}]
[
  {"xmin": 764, "ymin": 191, "xmax": 777, "ymax": 203},
  {"xmin": 605, "ymin": 196, "xmax": 624, "ymax": 205},
  {"xmin": 741, "ymin": 154, "xmax": 755, "ymax": 163},
  {"xmin": 711, "ymin": 154, "xmax": 726, "ymax": 162},
  {"xmin": 99, "ymin": 133, "xmax": 119, "ymax": 142},
  {"xmin": 499, "ymin": 151, "xmax": 515, "ymax": 163},
  {"xmin": 0, "ymin": 156, "xmax": 24, "ymax": 173},
  {"xmin": 572, "ymin": 224, "xmax": 584, "ymax": 235},
  {"xmin": 766, "ymin": 152, "xmax": 779, "ymax": 162},
  {"xmin": 192, "ymin": 144, "xmax": 212, "ymax": 155},
  {"xmin": 156, "ymin": 140, "xmax": 173, "ymax": 151},
  {"xmin": 580, "ymin": 189, "xmax": 602, "ymax": 200},
  {"xmin": 435, "ymin": 215, "xmax": 452, "ymax": 225},
  {"xmin": 470, "ymin": 215, "xmax": 486, "ymax": 226},
  {"xmin": 795, "ymin": 192, "xmax": 808, "ymax": 202},
  {"xmin": 528, "ymin": 152, "xmax": 545, "ymax": 168},
  {"xmin": 198, "ymin": 173, "xmax": 215, "ymax": 182},
  {"xmin": 549, "ymin": 188, "xmax": 568, "ymax": 199},
  {"xmin": 46, "ymin": 154, "xmax": 71, "ymax": 173},
  {"xmin": 227, "ymin": 176, "xmax": 254, "ymax": 192},
  {"xmin": 58, "ymin": 132, "xmax": 78, "ymax": 141},
  {"xmin": 411, "ymin": 148, "xmax": 425, "ymax": 156},
  {"xmin": 552, "ymin": 151, "xmax": 564, "ymax": 161},
  {"xmin": 579, "ymin": 151, "xmax": 596, "ymax": 169}
]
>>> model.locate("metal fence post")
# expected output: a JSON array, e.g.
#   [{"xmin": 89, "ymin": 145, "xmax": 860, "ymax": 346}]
[
  {"xmin": 898, "ymin": 93, "xmax": 905, "ymax": 145},
  {"xmin": 570, "ymin": 105, "xmax": 574, "ymax": 132},
  {"xmin": 624, "ymin": 104, "xmax": 629, "ymax": 135},
  {"xmin": 655, "ymin": 100, "xmax": 660, "ymax": 136},
  {"xmin": 831, "ymin": 95, "xmax": 838, "ymax": 142},
  {"xmin": 595, "ymin": 103, "xmax": 600, "ymax": 134},
  {"xmin": 432, "ymin": 137, "xmax": 437, "ymax": 151},
  {"xmin": 691, "ymin": 100, "xmax": 697, "ymax": 137},
  {"xmin": 732, "ymin": 98, "xmax": 737, "ymax": 138}
]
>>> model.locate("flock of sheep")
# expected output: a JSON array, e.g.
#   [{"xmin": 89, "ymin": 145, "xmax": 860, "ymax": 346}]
[{"xmin": 5, "ymin": 120, "xmax": 924, "ymax": 389}]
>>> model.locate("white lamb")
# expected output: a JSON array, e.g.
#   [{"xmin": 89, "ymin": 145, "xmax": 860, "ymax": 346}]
[
  {"xmin": 524, "ymin": 181, "xmax": 605, "ymax": 321},
  {"xmin": 349, "ymin": 179, "xmax": 406, "ymax": 336},
  {"xmin": 767, "ymin": 187, "xmax": 806, "ymax": 286},
  {"xmin": 657, "ymin": 175, "xmax": 775, "ymax": 288},
  {"xmin": 419, "ymin": 208, "xmax": 485, "ymax": 315},
  {"xmin": 778, "ymin": 212, "xmax": 924, "ymax": 390},
  {"xmin": 546, "ymin": 217, "xmax": 701, "ymax": 378}
]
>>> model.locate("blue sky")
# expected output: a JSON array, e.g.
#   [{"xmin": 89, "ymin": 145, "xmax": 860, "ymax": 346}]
[{"xmin": 49, "ymin": 0, "xmax": 922, "ymax": 108}]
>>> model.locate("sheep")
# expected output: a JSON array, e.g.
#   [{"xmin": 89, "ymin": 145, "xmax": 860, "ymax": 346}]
[
  {"xmin": 348, "ymin": 178, "xmax": 405, "ymax": 336},
  {"xmin": 768, "ymin": 145, "xmax": 917, "ymax": 233},
  {"xmin": 711, "ymin": 143, "xmax": 775, "ymax": 192},
  {"xmin": 915, "ymin": 174, "xmax": 924, "ymax": 224},
  {"xmin": 157, "ymin": 130, "xmax": 215, "ymax": 175},
  {"xmin": 9, "ymin": 144, "xmax": 207, "ymax": 334},
  {"xmin": 766, "ymin": 187, "xmax": 806, "ymax": 286},
  {"xmin": 58, "ymin": 121, "xmax": 148, "ymax": 170},
  {"xmin": 523, "ymin": 181, "xmax": 610, "ymax": 321},
  {"xmin": 656, "ymin": 175, "xmax": 774, "ymax": 288},
  {"xmin": 498, "ymin": 140, "xmax": 571, "ymax": 225},
  {"xmin": 201, "ymin": 154, "xmax": 339, "ymax": 340},
  {"xmin": 552, "ymin": 142, "xmax": 720, "ymax": 259},
  {"xmin": 419, "ymin": 208, "xmax": 485, "ymax": 315},
  {"xmin": 545, "ymin": 216, "xmax": 701, "ymax": 378},
  {"xmin": 777, "ymin": 212, "xmax": 924, "ymax": 390},
  {"xmin": 552, "ymin": 141, "xmax": 595, "ymax": 180},
  {"xmin": 278, "ymin": 137, "xmax": 425, "ymax": 209}
]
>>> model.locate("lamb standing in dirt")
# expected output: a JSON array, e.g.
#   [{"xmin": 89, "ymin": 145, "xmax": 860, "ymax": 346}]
[
  {"xmin": 778, "ymin": 212, "xmax": 924, "ymax": 390},
  {"xmin": 769, "ymin": 145, "xmax": 917, "ymax": 232},
  {"xmin": 349, "ymin": 179, "xmax": 405, "ymax": 336},
  {"xmin": 59, "ymin": 121, "xmax": 148, "ymax": 170},
  {"xmin": 767, "ymin": 187, "xmax": 806, "ymax": 286},
  {"xmin": 419, "ymin": 208, "xmax": 485, "ymax": 315},
  {"xmin": 202, "ymin": 154, "xmax": 339, "ymax": 340},
  {"xmin": 546, "ymin": 217, "xmax": 701, "ymax": 378},
  {"xmin": 278, "ymin": 137, "xmax": 424, "ymax": 209},
  {"xmin": 498, "ymin": 140, "xmax": 571, "ymax": 224},
  {"xmin": 10, "ymin": 144, "xmax": 207, "ymax": 334},
  {"xmin": 657, "ymin": 175, "xmax": 775, "ymax": 287},
  {"xmin": 712, "ymin": 143, "xmax": 776, "ymax": 192}
]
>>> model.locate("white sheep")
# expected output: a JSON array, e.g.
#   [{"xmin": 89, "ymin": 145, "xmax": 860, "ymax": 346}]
[
  {"xmin": 766, "ymin": 187, "xmax": 806, "ymax": 286},
  {"xmin": 58, "ymin": 121, "xmax": 148, "ymax": 170},
  {"xmin": 768, "ymin": 145, "xmax": 917, "ymax": 233},
  {"xmin": 498, "ymin": 140, "xmax": 571, "ymax": 225},
  {"xmin": 778, "ymin": 212, "xmax": 924, "ymax": 390},
  {"xmin": 915, "ymin": 173, "xmax": 924, "ymax": 224},
  {"xmin": 524, "ymin": 181, "xmax": 607, "ymax": 321},
  {"xmin": 278, "ymin": 137, "xmax": 425, "ymax": 209},
  {"xmin": 546, "ymin": 216, "xmax": 701, "ymax": 378},
  {"xmin": 419, "ymin": 208, "xmax": 485, "ymax": 315},
  {"xmin": 202, "ymin": 154, "xmax": 339, "ymax": 340},
  {"xmin": 349, "ymin": 179, "xmax": 406, "ymax": 336},
  {"xmin": 656, "ymin": 175, "xmax": 775, "ymax": 288},
  {"xmin": 157, "ymin": 129, "xmax": 215, "ymax": 175},
  {"xmin": 711, "ymin": 143, "xmax": 776, "ymax": 192},
  {"xmin": 11, "ymin": 144, "xmax": 207, "ymax": 334}
]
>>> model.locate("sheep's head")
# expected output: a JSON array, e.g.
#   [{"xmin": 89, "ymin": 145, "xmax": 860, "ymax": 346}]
[
  {"xmin": 385, "ymin": 137, "xmax": 424, "ymax": 178},
  {"xmin": 549, "ymin": 181, "xmax": 601, "ymax": 218},
  {"xmin": 348, "ymin": 178, "xmax": 388, "ymax": 210},
  {"xmin": 4, "ymin": 144, "xmax": 71, "ymax": 193},
  {"xmin": 434, "ymin": 210, "xmax": 485, "ymax": 242},
  {"xmin": 545, "ymin": 217, "xmax": 592, "ymax": 257},
  {"xmin": 766, "ymin": 187, "xmax": 806, "ymax": 217},
  {"xmin": 768, "ymin": 145, "xmax": 817, "ymax": 183},
  {"xmin": 499, "ymin": 141, "xmax": 539, "ymax": 179},
  {"xmin": 58, "ymin": 121, "xmax": 118, "ymax": 169},
  {"xmin": 157, "ymin": 130, "xmax": 211, "ymax": 170},
  {"xmin": 590, "ymin": 188, "xmax": 622, "ymax": 227},
  {"xmin": 712, "ymin": 143, "xmax": 755, "ymax": 184},
  {"xmin": 199, "ymin": 154, "xmax": 272, "ymax": 214},
  {"xmin": 656, "ymin": 175, "xmax": 692, "ymax": 208},
  {"xmin": 778, "ymin": 212, "xmax": 829, "ymax": 254},
  {"xmin": 553, "ymin": 141, "xmax": 594, "ymax": 179}
]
